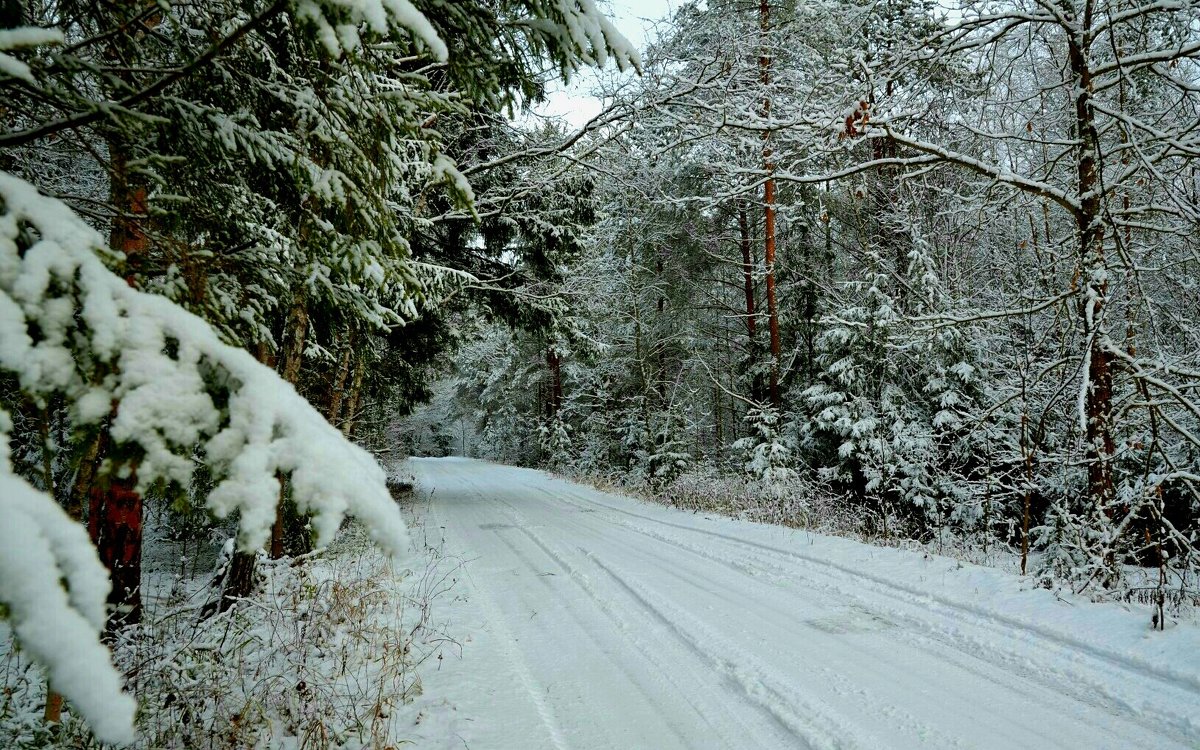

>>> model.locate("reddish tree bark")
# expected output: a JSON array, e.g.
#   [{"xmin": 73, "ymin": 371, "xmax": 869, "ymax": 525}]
[
  {"xmin": 88, "ymin": 464, "xmax": 143, "ymax": 630},
  {"xmin": 759, "ymin": 0, "xmax": 782, "ymax": 408},
  {"xmin": 43, "ymin": 692, "xmax": 64, "ymax": 726},
  {"xmin": 85, "ymin": 128, "xmax": 152, "ymax": 632}
]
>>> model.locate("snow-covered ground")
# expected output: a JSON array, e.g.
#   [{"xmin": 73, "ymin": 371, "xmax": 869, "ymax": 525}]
[{"xmin": 407, "ymin": 457, "xmax": 1200, "ymax": 750}]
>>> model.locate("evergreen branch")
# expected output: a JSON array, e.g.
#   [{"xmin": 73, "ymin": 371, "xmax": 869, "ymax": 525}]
[{"xmin": 0, "ymin": 0, "xmax": 288, "ymax": 148}]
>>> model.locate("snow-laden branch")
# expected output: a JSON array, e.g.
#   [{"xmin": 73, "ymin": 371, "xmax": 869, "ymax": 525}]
[
  {"xmin": 0, "ymin": 2, "xmax": 289, "ymax": 148},
  {"xmin": 912, "ymin": 291, "xmax": 1077, "ymax": 328},
  {"xmin": 296, "ymin": 0, "xmax": 449, "ymax": 59},
  {"xmin": 0, "ymin": 170, "xmax": 411, "ymax": 740},
  {"xmin": 881, "ymin": 128, "xmax": 1082, "ymax": 213},
  {"xmin": 0, "ymin": 434, "xmax": 137, "ymax": 744},
  {"xmin": 0, "ymin": 171, "xmax": 409, "ymax": 555}
]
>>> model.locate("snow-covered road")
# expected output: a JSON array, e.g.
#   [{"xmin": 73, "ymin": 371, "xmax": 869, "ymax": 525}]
[{"xmin": 408, "ymin": 458, "xmax": 1200, "ymax": 749}]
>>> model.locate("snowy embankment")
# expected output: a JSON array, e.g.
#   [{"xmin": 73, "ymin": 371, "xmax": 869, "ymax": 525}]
[{"xmin": 410, "ymin": 457, "xmax": 1200, "ymax": 750}]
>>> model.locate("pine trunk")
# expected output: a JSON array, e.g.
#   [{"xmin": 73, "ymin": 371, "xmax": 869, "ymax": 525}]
[
  {"xmin": 713, "ymin": 384, "xmax": 723, "ymax": 450},
  {"xmin": 218, "ymin": 550, "xmax": 257, "ymax": 613},
  {"xmin": 869, "ymin": 81, "xmax": 905, "ymax": 285},
  {"xmin": 655, "ymin": 253, "xmax": 667, "ymax": 403},
  {"xmin": 326, "ymin": 327, "xmax": 357, "ymax": 426},
  {"xmin": 67, "ymin": 430, "xmax": 103, "ymax": 520},
  {"xmin": 759, "ymin": 0, "xmax": 782, "ymax": 408},
  {"xmin": 43, "ymin": 412, "xmax": 74, "ymax": 726},
  {"xmin": 341, "ymin": 352, "xmax": 367, "ymax": 439},
  {"xmin": 738, "ymin": 199, "xmax": 757, "ymax": 342},
  {"xmin": 272, "ymin": 293, "xmax": 310, "ymax": 557},
  {"xmin": 279, "ymin": 293, "xmax": 309, "ymax": 385},
  {"xmin": 547, "ymin": 347, "xmax": 564, "ymax": 416},
  {"xmin": 84, "ymin": 129, "xmax": 152, "ymax": 633},
  {"xmin": 43, "ymin": 691, "xmax": 64, "ymax": 726}
]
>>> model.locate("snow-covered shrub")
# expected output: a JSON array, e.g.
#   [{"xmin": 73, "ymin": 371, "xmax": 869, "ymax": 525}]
[
  {"xmin": 649, "ymin": 468, "xmax": 891, "ymax": 538},
  {"xmin": 657, "ymin": 468, "xmax": 806, "ymax": 522},
  {"xmin": 798, "ymin": 269, "xmax": 898, "ymax": 493},
  {"xmin": 642, "ymin": 413, "xmax": 690, "ymax": 487},
  {"xmin": 539, "ymin": 415, "xmax": 574, "ymax": 469},
  {"xmin": 2, "ymin": 522, "xmax": 456, "ymax": 749},
  {"xmin": 615, "ymin": 405, "xmax": 653, "ymax": 483},
  {"xmin": 733, "ymin": 406, "xmax": 797, "ymax": 483},
  {"xmin": 476, "ymin": 403, "xmax": 539, "ymax": 465},
  {"xmin": 798, "ymin": 238, "xmax": 988, "ymax": 532},
  {"xmin": 647, "ymin": 438, "xmax": 691, "ymax": 488},
  {"xmin": 572, "ymin": 408, "xmax": 620, "ymax": 476}
]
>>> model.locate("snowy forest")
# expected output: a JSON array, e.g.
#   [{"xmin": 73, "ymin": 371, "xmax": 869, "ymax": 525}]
[
  {"xmin": 449, "ymin": 0, "xmax": 1200, "ymax": 607},
  {"xmin": 2, "ymin": 0, "xmax": 1200, "ymax": 747}
]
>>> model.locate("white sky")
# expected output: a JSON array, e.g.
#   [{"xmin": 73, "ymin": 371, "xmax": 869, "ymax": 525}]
[{"xmin": 530, "ymin": 0, "xmax": 678, "ymax": 129}]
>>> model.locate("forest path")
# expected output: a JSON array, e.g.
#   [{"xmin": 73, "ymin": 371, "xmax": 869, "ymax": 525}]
[{"xmin": 408, "ymin": 458, "xmax": 1200, "ymax": 750}]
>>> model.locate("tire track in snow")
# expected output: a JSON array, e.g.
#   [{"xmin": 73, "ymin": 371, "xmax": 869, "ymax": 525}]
[
  {"xmin": 583, "ymin": 552, "xmax": 881, "ymax": 750},
  {"xmin": 543, "ymin": 487, "xmax": 1200, "ymax": 745},
  {"xmin": 549, "ymin": 485, "xmax": 1200, "ymax": 693},
  {"xmin": 487, "ymin": 527, "xmax": 699, "ymax": 749},
  {"xmin": 412, "ymin": 461, "xmax": 1199, "ymax": 749},
  {"xmin": 489, "ymin": 496, "xmax": 799, "ymax": 749},
  {"xmin": 437, "ymin": 470, "xmax": 777, "ymax": 749},
  {"xmin": 424, "ymin": 482, "xmax": 572, "ymax": 750},
  {"xmin": 500, "ymin": 488, "xmax": 886, "ymax": 748},
  {"xmin": 563, "ymin": 520, "xmax": 983, "ymax": 750},
  {"xmin": 601, "ymin": 513, "xmax": 1191, "ymax": 747},
  {"xmin": 558, "ymin": 508, "xmax": 1000, "ymax": 750}
]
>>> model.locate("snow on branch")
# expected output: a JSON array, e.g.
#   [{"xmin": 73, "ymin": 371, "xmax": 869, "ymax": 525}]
[
  {"xmin": 0, "ymin": 167, "xmax": 411, "ymax": 740},
  {"xmin": 295, "ymin": 0, "xmax": 449, "ymax": 59},
  {"xmin": 512, "ymin": 0, "xmax": 641, "ymax": 74},
  {"xmin": 0, "ymin": 170, "xmax": 408, "ymax": 556},
  {"xmin": 548, "ymin": 0, "xmax": 642, "ymax": 72},
  {"xmin": 0, "ymin": 26, "xmax": 64, "ymax": 84},
  {"xmin": 0, "ymin": 420, "xmax": 137, "ymax": 745}
]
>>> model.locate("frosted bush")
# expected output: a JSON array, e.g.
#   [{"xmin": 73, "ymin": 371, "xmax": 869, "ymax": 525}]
[{"xmin": 733, "ymin": 407, "xmax": 797, "ymax": 483}]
